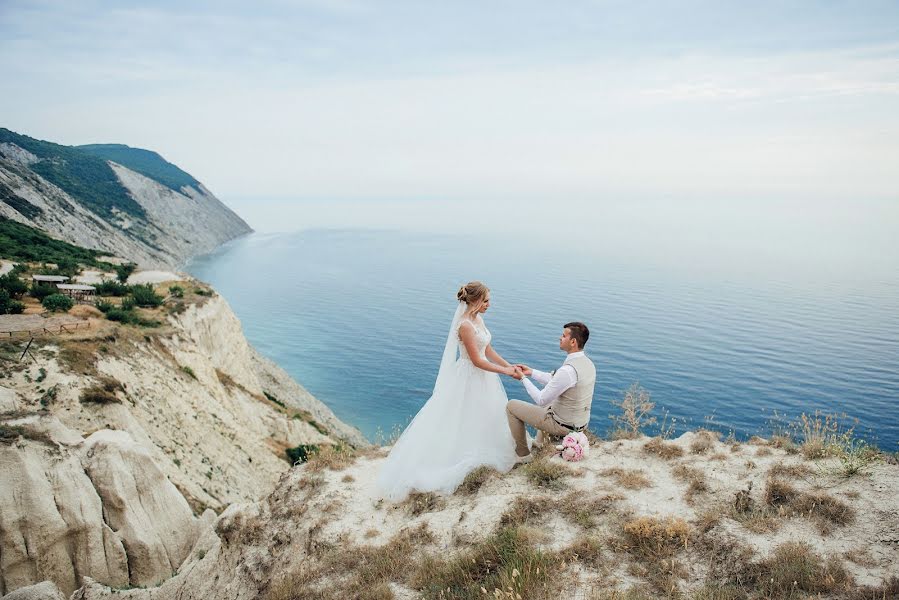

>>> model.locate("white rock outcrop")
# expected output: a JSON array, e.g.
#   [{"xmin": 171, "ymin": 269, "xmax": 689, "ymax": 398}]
[{"xmin": 0, "ymin": 292, "xmax": 366, "ymax": 596}]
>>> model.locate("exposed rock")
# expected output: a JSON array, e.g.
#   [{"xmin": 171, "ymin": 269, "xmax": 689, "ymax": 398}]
[
  {"xmin": 69, "ymin": 435, "xmax": 899, "ymax": 600},
  {"xmin": 1, "ymin": 581, "xmax": 66, "ymax": 600},
  {"xmin": 0, "ymin": 290, "xmax": 367, "ymax": 596}
]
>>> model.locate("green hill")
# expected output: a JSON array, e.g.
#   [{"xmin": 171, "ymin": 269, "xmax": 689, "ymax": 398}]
[
  {"xmin": 77, "ymin": 144, "xmax": 202, "ymax": 194},
  {"xmin": 0, "ymin": 216, "xmax": 104, "ymax": 265},
  {"xmin": 0, "ymin": 128, "xmax": 146, "ymax": 221}
]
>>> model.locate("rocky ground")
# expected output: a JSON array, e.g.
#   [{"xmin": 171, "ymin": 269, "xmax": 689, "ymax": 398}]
[
  {"xmin": 49, "ymin": 429, "xmax": 899, "ymax": 600},
  {"xmin": 1, "ymin": 280, "xmax": 366, "ymax": 597}
]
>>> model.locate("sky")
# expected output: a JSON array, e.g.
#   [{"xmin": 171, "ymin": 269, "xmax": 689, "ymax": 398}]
[{"xmin": 2, "ymin": 1, "xmax": 899, "ymax": 220}]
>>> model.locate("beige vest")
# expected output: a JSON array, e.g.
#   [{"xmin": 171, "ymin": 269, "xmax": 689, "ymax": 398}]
[{"xmin": 551, "ymin": 354, "xmax": 596, "ymax": 428}]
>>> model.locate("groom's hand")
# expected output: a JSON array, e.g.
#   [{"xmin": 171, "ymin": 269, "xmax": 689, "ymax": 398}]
[
  {"xmin": 515, "ymin": 364, "xmax": 533, "ymax": 377},
  {"xmin": 510, "ymin": 366, "xmax": 524, "ymax": 380}
]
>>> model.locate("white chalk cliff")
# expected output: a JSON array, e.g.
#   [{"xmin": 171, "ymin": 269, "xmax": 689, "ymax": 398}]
[{"xmin": 0, "ymin": 292, "xmax": 366, "ymax": 597}]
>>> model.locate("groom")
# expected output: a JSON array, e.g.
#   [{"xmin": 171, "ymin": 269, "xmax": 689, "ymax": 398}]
[{"xmin": 506, "ymin": 322, "xmax": 596, "ymax": 463}]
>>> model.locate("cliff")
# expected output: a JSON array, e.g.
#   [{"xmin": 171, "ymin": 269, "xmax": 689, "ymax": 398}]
[
  {"xmin": 0, "ymin": 283, "xmax": 366, "ymax": 596},
  {"xmin": 0, "ymin": 129, "xmax": 251, "ymax": 270},
  {"xmin": 56, "ymin": 432, "xmax": 898, "ymax": 600}
]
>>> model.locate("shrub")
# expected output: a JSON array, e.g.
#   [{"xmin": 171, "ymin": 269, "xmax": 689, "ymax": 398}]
[
  {"xmin": 115, "ymin": 262, "xmax": 136, "ymax": 283},
  {"xmin": 7, "ymin": 300, "xmax": 24, "ymax": 314},
  {"xmin": 95, "ymin": 300, "xmax": 114, "ymax": 313},
  {"xmin": 30, "ymin": 282, "xmax": 56, "ymax": 300},
  {"xmin": 42, "ymin": 293, "xmax": 74, "ymax": 312},
  {"xmin": 754, "ymin": 542, "xmax": 850, "ymax": 598},
  {"xmin": 609, "ymin": 382, "xmax": 656, "ymax": 438},
  {"xmin": 0, "ymin": 273, "xmax": 27, "ymax": 298},
  {"xmin": 169, "ymin": 285, "xmax": 184, "ymax": 298},
  {"xmin": 0, "ymin": 289, "xmax": 8, "ymax": 313},
  {"xmin": 79, "ymin": 378, "xmax": 123, "ymax": 404},
  {"xmin": 181, "ymin": 366, "xmax": 197, "ymax": 380},
  {"xmin": 94, "ymin": 280, "xmax": 130, "ymax": 296},
  {"xmin": 521, "ymin": 457, "xmax": 572, "ymax": 490},
  {"xmin": 120, "ymin": 296, "xmax": 136, "ymax": 311},
  {"xmin": 286, "ymin": 444, "xmax": 320, "ymax": 464},
  {"xmin": 130, "ymin": 283, "xmax": 162, "ymax": 307}
]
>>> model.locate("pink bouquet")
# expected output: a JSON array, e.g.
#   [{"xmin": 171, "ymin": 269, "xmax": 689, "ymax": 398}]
[{"xmin": 557, "ymin": 431, "xmax": 589, "ymax": 462}]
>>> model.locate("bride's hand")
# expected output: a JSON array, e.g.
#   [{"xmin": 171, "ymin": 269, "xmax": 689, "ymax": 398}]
[{"xmin": 506, "ymin": 366, "xmax": 523, "ymax": 380}]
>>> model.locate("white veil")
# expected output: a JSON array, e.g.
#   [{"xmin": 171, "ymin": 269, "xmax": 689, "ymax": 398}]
[{"xmin": 432, "ymin": 301, "xmax": 466, "ymax": 393}]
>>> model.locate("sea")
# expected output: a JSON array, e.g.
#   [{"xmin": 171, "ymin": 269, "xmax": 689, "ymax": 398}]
[{"xmin": 187, "ymin": 198, "xmax": 899, "ymax": 450}]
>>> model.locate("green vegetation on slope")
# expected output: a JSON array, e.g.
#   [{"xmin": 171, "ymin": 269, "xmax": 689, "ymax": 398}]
[
  {"xmin": 0, "ymin": 128, "xmax": 146, "ymax": 220},
  {"xmin": 78, "ymin": 143, "xmax": 202, "ymax": 194},
  {"xmin": 0, "ymin": 216, "xmax": 104, "ymax": 265}
]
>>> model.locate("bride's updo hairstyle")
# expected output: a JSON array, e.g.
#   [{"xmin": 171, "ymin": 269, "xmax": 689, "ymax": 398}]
[{"xmin": 457, "ymin": 281, "xmax": 488, "ymax": 306}]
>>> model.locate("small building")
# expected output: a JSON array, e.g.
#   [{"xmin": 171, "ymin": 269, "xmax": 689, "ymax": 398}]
[
  {"xmin": 31, "ymin": 274, "xmax": 70, "ymax": 285},
  {"xmin": 55, "ymin": 284, "xmax": 96, "ymax": 302}
]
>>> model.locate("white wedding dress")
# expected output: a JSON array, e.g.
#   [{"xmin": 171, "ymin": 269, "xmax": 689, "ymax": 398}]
[{"xmin": 377, "ymin": 303, "xmax": 519, "ymax": 501}]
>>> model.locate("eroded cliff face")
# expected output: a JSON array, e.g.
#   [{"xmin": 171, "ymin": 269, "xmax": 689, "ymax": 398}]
[
  {"xmin": 0, "ymin": 291, "xmax": 366, "ymax": 596},
  {"xmin": 0, "ymin": 143, "xmax": 251, "ymax": 269}
]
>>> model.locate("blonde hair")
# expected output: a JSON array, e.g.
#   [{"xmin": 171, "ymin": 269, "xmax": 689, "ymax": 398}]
[{"xmin": 456, "ymin": 281, "xmax": 489, "ymax": 305}]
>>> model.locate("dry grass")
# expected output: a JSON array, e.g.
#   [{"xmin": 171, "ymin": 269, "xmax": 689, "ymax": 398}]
[
  {"xmin": 499, "ymin": 496, "xmax": 549, "ymax": 527},
  {"xmin": 269, "ymin": 523, "xmax": 435, "ymax": 599},
  {"xmin": 768, "ymin": 434, "xmax": 797, "ymax": 454},
  {"xmin": 755, "ymin": 447, "xmax": 772, "ymax": 457},
  {"xmin": 304, "ymin": 444, "xmax": 357, "ymax": 472},
  {"xmin": 558, "ymin": 492, "xmax": 622, "ymax": 530},
  {"xmin": 729, "ymin": 481, "xmax": 781, "ymax": 533},
  {"xmin": 411, "ymin": 526, "xmax": 558, "ymax": 600},
  {"xmin": 798, "ymin": 411, "xmax": 840, "ymax": 459},
  {"xmin": 753, "ymin": 541, "xmax": 852, "ymax": 599},
  {"xmin": 78, "ymin": 375, "xmax": 124, "ymax": 404},
  {"xmin": 0, "ymin": 422, "xmax": 55, "ymax": 446},
  {"xmin": 600, "ymin": 467, "xmax": 652, "ymax": 490},
  {"xmin": 521, "ymin": 457, "xmax": 574, "ymax": 490},
  {"xmin": 618, "ymin": 516, "xmax": 690, "ymax": 559},
  {"xmin": 764, "ymin": 479, "xmax": 855, "ymax": 533},
  {"xmin": 609, "ymin": 382, "xmax": 656, "ymax": 439},
  {"xmin": 767, "ymin": 462, "xmax": 813, "ymax": 479},
  {"xmin": 456, "ymin": 465, "xmax": 499, "ymax": 495},
  {"xmin": 690, "ymin": 429, "xmax": 720, "ymax": 455},
  {"xmin": 643, "ymin": 437, "xmax": 684, "ymax": 460},
  {"xmin": 560, "ymin": 536, "xmax": 605, "ymax": 569},
  {"xmin": 402, "ymin": 491, "xmax": 446, "ymax": 517},
  {"xmin": 341, "ymin": 474, "xmax": 355, "ymax": 483},
  {"xmin": 671, "ymin": 464, "xmax": 708, "ymax": 504},
  {"xmin": 844, "ymin": 576, "xmax": 899, "ymax": 600}
]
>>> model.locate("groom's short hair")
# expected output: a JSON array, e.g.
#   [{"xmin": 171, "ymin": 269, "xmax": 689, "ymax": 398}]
[{"xmin": 564, "ymin": 322, "xmax": 589, "ymax": 349}]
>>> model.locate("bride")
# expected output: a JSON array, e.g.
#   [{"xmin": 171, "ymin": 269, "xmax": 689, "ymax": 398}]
[{"xmin": 377, "ymin": 281, "xmax": 523, "ymax": 501}]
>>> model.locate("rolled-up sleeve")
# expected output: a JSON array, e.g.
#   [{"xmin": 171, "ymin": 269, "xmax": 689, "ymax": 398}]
[{"xmin": 521, "ymin": 365, "xmax": 577, "ymax": 407}]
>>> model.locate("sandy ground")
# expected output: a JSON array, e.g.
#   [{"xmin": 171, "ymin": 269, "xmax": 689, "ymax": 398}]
[
  {"xmin": 127, "ymin": 270, "xmax": 186, "ymax": 284},
  {"xmin": 75, "ymin": 270, "xmax": 116, "ymax": 284}
]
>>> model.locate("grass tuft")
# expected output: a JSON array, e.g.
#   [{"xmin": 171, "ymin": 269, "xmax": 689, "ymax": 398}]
[
  {"xmin": 643, "ymin": 436, "xmax": 684, "ymax": 459},
  {"xmin": 671, "ymin": 464, "xmax": 708, "ymax": 504},
  {"xmin": 600, "ymin": 467, "xmax": 652, "ymax": 490},
  {"xmin": 456, "ymin": 465, "xmax": 498, "ymax": 496},
  {"xmin": 521, "ymin": 457, "xmax": 573, "ymax": 490}
]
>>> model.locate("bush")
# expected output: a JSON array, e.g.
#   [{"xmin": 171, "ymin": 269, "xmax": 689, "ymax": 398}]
[
  {"xmin": 42, "ymin": 293, "xmax": 74, "ymax": 312},
  {"xmin": 130, "ymin": 283, "xmax": 162, "ymax": 307},
  {"xmin": 7, "ymin": 300, "xmax": 24, "ymax": 314},
  {"xmin": 29, "ymin": 282, "xmax": 57, "ymax": 301},
  {"xmin": 0, "ymin": 273, "xmax": 27, "ymax": 298},
  {"xmin": 169, "ymin": 285, "xmax": 184, "ymax": 298},
  {"xmin": 0, "ymin": 289, "xmax": 8, "ymax": 314},
  {"xmin": 115, "ymin": 263, "xmax": 136, "ymax": 283},
  {"xmin": 286, "ymin": 444, "xmax": 320, "ymax": 464},
  {"xmin": 95, "ymin": 300, "xmax": 114, "ymax": 313},
  {"xmin": 95, "ymin": 280, "xmax": 130, "ymax": 296}
]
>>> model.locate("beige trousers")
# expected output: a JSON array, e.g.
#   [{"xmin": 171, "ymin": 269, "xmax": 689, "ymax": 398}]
[{"xmin": 506, "ymin": 400, "xmax": 571, "ymax": 457}]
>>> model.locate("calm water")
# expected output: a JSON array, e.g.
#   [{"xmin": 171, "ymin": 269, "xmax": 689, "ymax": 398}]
[{"xmin": 188, "ymin": 228, "xmax": 899, "ymax": 450}]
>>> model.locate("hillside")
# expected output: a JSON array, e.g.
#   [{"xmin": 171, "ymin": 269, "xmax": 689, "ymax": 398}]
[
  {"xmin": 60, "ymin": 431, "xmax": 898, "ymax": 600},
  {"xmin": 0, "ymin": 276, "xmax": 367, "ymax": 596},
  {"xmin": 0, "ymin": 128, "xmax": 251, "ymax": 269},
  {"xmin": 76, "ymin": 144, "xmax": 201, "ymax": 195}
]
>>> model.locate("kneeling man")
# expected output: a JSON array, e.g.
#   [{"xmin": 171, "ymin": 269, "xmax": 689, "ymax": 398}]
[{"xmin": 507, "ymin": 321, "xmax": 596, "ymax": 463}]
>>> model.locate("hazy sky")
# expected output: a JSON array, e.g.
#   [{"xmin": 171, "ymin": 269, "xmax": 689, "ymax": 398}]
[{"xmin": 2, "ymin": 1, "xmax": 899, "ymax": 207}]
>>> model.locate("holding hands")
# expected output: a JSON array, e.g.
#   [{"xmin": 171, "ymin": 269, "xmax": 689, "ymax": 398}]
[{"xmin": 503, "ymin": 364, "xmax": 532, "ymax": 380}]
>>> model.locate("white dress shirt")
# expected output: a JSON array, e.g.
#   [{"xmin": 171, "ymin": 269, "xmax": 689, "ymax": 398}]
[{"xmin": 521, "ymin": 351, "xmax": 584, "ymax": 407}]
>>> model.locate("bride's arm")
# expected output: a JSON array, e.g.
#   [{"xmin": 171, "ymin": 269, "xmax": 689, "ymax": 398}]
[
  {"xmin": 459, "ymin": 322, "xmax": 517, "ymax": 376},
  {"xmin": 485, "ymin": 344, "xmax": 511, "ymax": 368}
]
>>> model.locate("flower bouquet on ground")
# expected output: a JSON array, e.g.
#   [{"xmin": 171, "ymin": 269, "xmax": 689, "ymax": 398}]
[{"xmin": 556, "ymin": 431, "xmax": 590, "ymax": 462}]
